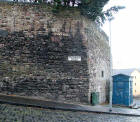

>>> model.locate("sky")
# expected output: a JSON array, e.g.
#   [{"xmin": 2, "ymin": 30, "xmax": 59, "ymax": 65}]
[{"xmin": 102, "ymin": 0, "xmax": 140, "ymax": 69}]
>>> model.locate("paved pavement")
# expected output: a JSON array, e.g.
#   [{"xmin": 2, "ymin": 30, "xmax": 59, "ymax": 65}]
[
  {"xmin": 134, "ymin": 98, "xmax": 140, "ymax": 108},
  {"xmin": 0, "ymin": 94, "xmax": 140, "ymax": 117},
  {"xmin": 1, "ymin": 103, "xmax": 140, "ymax": 122}
]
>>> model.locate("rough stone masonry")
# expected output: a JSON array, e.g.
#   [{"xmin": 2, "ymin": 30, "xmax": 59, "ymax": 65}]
[{"xmin": 0, "ymin": 2, "xmax": 110, "ymax": 104}]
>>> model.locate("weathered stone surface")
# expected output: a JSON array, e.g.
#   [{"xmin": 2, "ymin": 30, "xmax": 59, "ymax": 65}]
[{"xmin": 0, "ymin": 2, "xmax": 110, "ymax": 104}]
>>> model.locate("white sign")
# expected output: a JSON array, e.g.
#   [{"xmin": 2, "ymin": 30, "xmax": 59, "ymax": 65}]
[{"xmin": 68, "ymin": 56, "xmax": 81, "ymax": 61}]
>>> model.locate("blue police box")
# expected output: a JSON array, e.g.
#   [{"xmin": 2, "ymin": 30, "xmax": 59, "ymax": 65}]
[{"xmin": 112, "ymin": 74, "xmax": 133, "ymax": 106}]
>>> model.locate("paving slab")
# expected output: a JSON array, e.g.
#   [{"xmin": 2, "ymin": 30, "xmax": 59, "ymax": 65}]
[{"xmin": 0, "ymin": 94, "xmax": 140, "ymax": 116}]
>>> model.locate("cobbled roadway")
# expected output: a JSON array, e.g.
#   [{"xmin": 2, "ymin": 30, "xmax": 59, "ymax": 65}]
[{"xmin": 0, "ymin": 103, "xmax": 140, "ymax": 122}]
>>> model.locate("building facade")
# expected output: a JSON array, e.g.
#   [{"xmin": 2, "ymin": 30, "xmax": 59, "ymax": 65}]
[
  {"xmin": 131, "ymin": 70, "xmax": 140, "ymax": 97},
  {"xmin": 0, "ymin": 2, "xmax": 110, "ymax": 104}
]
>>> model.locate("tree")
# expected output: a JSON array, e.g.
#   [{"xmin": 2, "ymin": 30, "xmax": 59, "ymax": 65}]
[
  {"xmin": 50, "ymin": 0, "xmax": 125, "ymax": 25},
  {"xmin": 79, "ymin": 0, "xmax": 110, "ymax": 20},
  {"xmin": 96, "ymin": 6, "xmax": 125, "ymax": 25}
]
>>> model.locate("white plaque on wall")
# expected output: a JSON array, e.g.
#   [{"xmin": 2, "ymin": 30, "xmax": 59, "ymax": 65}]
[{"xmin": 68, "ymin": 56, "xmax": 81, "ymax": 61}]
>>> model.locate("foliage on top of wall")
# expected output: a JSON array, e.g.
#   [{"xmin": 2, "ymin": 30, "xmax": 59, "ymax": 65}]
[{"xmin": 51, "ymin": 0, "xmax": 125, "ymax": 25}]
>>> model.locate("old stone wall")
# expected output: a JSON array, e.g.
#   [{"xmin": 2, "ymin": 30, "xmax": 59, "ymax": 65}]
[
  {"xmin": 84, "ymin": 21, "xmax": 110, "ymax": 103},
  {"xmin": 0, "ymin": 2, "xmax": 110, "ymax": 104}
]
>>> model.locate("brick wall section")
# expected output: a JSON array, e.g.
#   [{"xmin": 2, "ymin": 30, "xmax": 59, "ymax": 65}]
[{"xmin": 0, "ymin": 2, "xmax": 110, "ymax": 104}]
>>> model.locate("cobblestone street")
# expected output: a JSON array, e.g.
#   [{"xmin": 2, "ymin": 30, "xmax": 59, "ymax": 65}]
[{"xmin": 0, "ymin": 103, "xmax": 140, "ymax": 122}]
